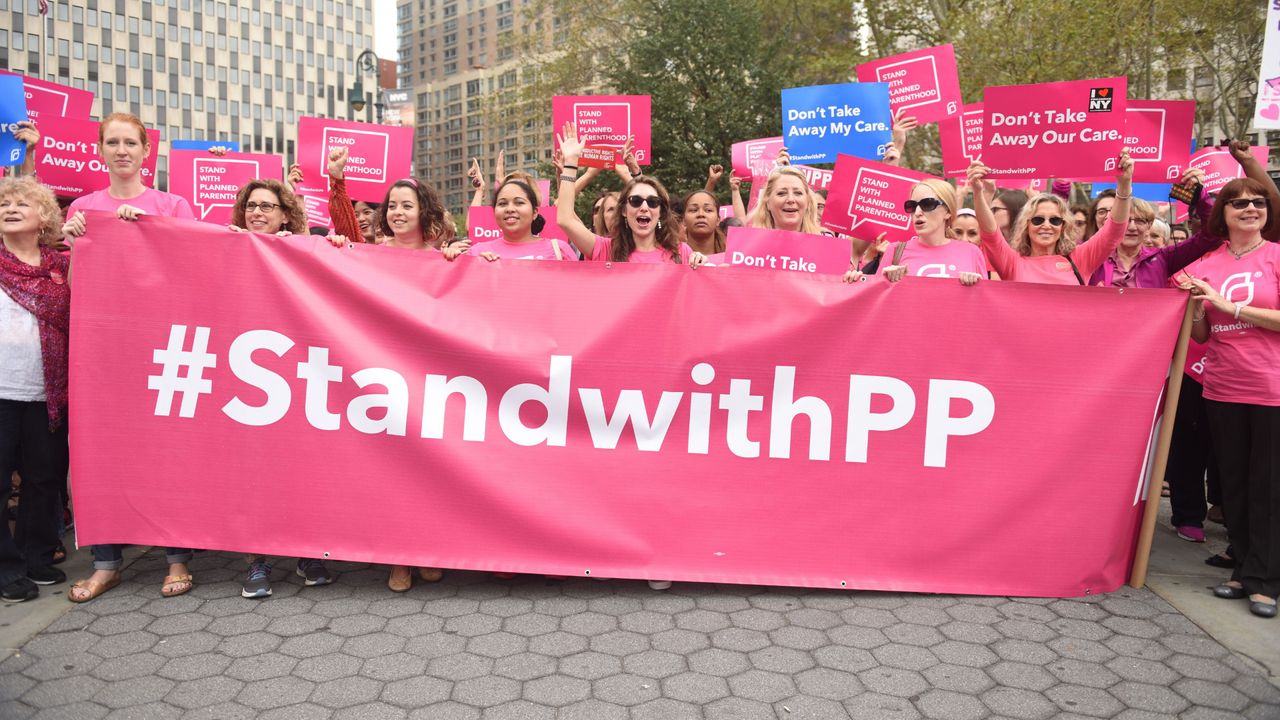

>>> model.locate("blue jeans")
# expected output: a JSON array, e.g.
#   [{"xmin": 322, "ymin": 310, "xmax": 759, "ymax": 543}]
[{"xmin": 92, "ymin": 545, "xmax": 194, "ymax": 571}]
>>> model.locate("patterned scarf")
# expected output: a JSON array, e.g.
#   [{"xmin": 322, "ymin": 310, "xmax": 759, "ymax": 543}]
[{"xmin": 0, "ymin": 245, "xmax": 71, "ymax": 430}]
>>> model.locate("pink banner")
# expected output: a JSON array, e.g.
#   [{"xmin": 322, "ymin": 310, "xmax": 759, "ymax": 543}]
[
  {"xmin": 168, "ymin": 150, "xmax": 283, "ymax": 225},
  {"xmin": 982, "ymin": 77, "xmax": 1128, "ymax": 179},
  {"xmin": 939, "ymin": 103, "xmax": 984, "ymax": 178},
  {"xmin": 855, "ymin": 44, "xmax": 963, "ymax": 124},
  {"xmin": 296, "ymin": 116, "xmax": 414, "ymax": 203},
  {"xmin": 69, "ymin": 214, "xmax": 1186, "ymax": 596},
  {"xmin": 553, "ymin": 95, "xmax": 652, "ymax": 165},
  {"xmin": 1190, "ymin": 145, "xmax": 1270, "ymax": 196},
  {"xmin": 0, "ymin": 70, "xmax": 94, "ymax": 122},
  {"xmin": 37, "ymin": 116, "xmax": 159, "ymax": 198},
  {"xmin": 724, "ymin": 226, "xmax": 850, "ymax": 274},
  {"xmin": 467, "ymin": 206, "xmax": 568, "ymax": 243},
  {"xmin": 1125, "ymin": 100, "xmax": 1196, "ymax": 183},
  {"xmin": 821, "ymin": 153, "xmax": 936, "ymax": 242},
  {"xmin": 731, "ymin": 137, "xmax": 785, "ymax": 179}
]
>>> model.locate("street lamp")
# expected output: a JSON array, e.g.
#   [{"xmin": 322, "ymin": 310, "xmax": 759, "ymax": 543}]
[{"xmin": 348, "ymin": 50, "xmax": 384, "ymax": 123}]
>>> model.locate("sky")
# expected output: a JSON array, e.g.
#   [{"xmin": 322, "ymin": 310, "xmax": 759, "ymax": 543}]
[{"xmin": 374, "ymin": 0, "xmax": 398, "ymax": 61}]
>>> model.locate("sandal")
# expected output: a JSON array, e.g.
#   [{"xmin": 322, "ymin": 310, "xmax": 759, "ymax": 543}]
[
  {"xmin": 1160, "ymin": 482, "xmax": 1171, "ymax": 498},
  {"xmin": 417, "ymin": 567, "xmax": 443, "ymax": 583},
  {"xmin": 51, "ymin": 544, "xmax": 67, "ymax": 565},
  {"xmin": 68, "ymin": 575, "xmax": 122, "ymax": 603},
  {"xmin": 161, "ymin": 574, "xmax": 194, "ymax": 598},
  {"xmin": 388, "ymin": 565, "xmax": 412, "ymax": 593}
]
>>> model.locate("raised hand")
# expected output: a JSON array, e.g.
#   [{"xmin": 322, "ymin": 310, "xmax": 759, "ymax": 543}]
[{"xmin": 327, "ymin": 146, "xmax": 349, "ymax": 180}]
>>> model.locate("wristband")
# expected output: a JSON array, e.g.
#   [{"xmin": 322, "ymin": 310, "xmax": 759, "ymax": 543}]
[
  {"xmin": 1234, "ymin": 302, "xmax": 1243, "ymax": 319},
  {"xmin": 558, "ymin": 173, "xmax": 577, "ymax": 183},
  {"xmin": 1115, "ymin": 192, "xmax": 1132, "ymax": 200},
  {"xmin": 562, "ymin": 164, "xmax": 578, "ymax": 171}
]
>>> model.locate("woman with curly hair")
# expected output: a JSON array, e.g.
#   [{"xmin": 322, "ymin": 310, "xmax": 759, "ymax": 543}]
[
  {"xmin": 0, "ymin": 177, "xmax": 70, "ymax": 603},
  {"xmin": 228, "ymin": 179, "xmax": 308, "ymax": 236}
]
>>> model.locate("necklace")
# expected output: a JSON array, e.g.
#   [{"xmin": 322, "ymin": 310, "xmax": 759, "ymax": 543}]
[{"xmin": 1229, "ymin": 238, "xmax": 1265, "ymax": 259}]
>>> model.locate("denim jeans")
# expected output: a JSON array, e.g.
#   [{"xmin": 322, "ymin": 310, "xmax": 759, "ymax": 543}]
[{"xmin": 91, "ymin": 544, "xmax": 194, "ymax": 571}]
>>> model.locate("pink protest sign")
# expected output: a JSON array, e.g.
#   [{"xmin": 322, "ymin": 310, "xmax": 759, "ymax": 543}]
[
  {"xmin": 467, "ymin": 206, "xmax": 568, "ymax": 243},
  {"xmin": 731, "ymin": 137, "xmax": 784, "ymax": 179},
  {"xmin": 297, "ymin": 116, "xmax": 414, "ymax": 203},
  {"xmin": 1189, "ymin": 145, "xmax": 1269, "ymax": 196},
  {"xmin": 293, "ymin": 184, "xmax": 332, "ymax": 230},
  {"xmin": 794, "ymin": 165, "xmax": 834, "ymax": 192},
  {"xmin": 982, "ymin": 77, "xmax": 1128, "ymax": 179},
  {"xmin": 0, "ymin": 70, "xmax": 94, "ymax": 122},
  {"xmin": 855, "ymin": 44, "xmax": 962, "ymax": 124},
  {"xmin": 725, "ymin": 226, "xmax": 850, "ymax": 275},
  {"xmin": 36, "ymin": 115, "xmax": 158, "ymax": 198},
  {"xmin": 939, "ymin": 103, "xmax": 984, "ymax": 178},
  {"xmin": 577, "ymin": 145, "xmax": 618, "ymax": 170},
  {"xmin": 718, "ymin": 205, "xmax": 734, "ymax": 221},
  {"xmin": 553, "ymin": 95, "xmax": 652, "ymax": 165},
  {"xmin": 821, "ymin": 153, "xmax": 935, "ymax": 243},
  {"xmin": 1125, "ymin": 100, "xmax": 1195, "ymax": 183},
  {"xmin": 168, "ymin": 150, "xmax": 282, "ymax": 226}
]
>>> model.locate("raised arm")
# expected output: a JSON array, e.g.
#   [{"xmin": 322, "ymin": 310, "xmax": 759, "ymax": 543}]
[
  {"xmin": 729, "ymin": 175, "xmax": 746, "ymax": 220},
  {"xmin": 1071, "ymin": 150, "xmax": 1134, "ymax": 273},
  {"xmin": 12, "ymin": 121, "xmax": 39, "ymax": 178},
  {"xmin": 555, "ymin": 121, "xmax": 598, "ymax": 257},
  {"xmin": 704, "ymin": 164, "xmax": 724, "ymax": 195},
  {"xmin": 1228, "ymin": 140, "xmax": 1280, "ymax": 241},
  {"xmin": 326, "ymin": 146, "xmax": 362, "ymax": 243},
  {"xmin": 969, "ymin": 161, "xmax": 1019, "ymax": 279},
  {"xmin": 468, "ymin": 157, "xmax": 487, "ymax": 207}
]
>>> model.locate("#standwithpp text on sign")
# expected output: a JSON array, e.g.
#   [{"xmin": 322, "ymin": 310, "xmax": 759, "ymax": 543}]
[{"xmin": 781, "ymin": 83, "xmax": 893, "ymax": 164}]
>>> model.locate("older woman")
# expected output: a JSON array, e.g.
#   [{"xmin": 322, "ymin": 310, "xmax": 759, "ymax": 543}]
[
  {"xmin": 970, "ymin": 152, "xmax": 1133, "ymax": 285},
  {"xmin": 0, "ymin": 177, "xmax": 69, "ymax": 603},
  {"xmin": 1182, "ymin": 178, "xmax": 1280, "ymax": 619},
  {"xmin": 228, "ymin": 180, "xmax": 308, "ymax": 236}
]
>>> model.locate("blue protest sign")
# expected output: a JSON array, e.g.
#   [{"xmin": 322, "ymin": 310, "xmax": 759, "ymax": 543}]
[
  {"xmin": 1090, "ymin": 182, "xmax": 1169, "ymax": 202},
  {"xmin": 0, "ymin": 75, "xmax": 29, "ymax": 166},
  {"xmin": 781, "ymin": 83, "xmax": 893, "ymax": 165},
  {"xmin": 172, "ymin": 139, "xmax": 242, "ymax": 152}
]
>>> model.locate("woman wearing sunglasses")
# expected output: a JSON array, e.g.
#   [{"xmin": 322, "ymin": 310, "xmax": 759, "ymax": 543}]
[
  {"xmin": 969, "ymin": 151, "xmax": 1133, "ymax": 284},
  {"xmin": 555, "ymin": 122, "xmax": 704, "ymax": 266},
  {"xmin": 843, "ymin": 178, "xmax": 987, "ymax": 285},
  {"xmin": 1179, "ymin": 178, "xmax": 1280, "ymax": 619}
]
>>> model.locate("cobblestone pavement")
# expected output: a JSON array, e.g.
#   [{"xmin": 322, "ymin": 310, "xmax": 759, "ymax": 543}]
[{"xmin": 1, "ymin": 549, "xmax": 1278, "ymax": 720}]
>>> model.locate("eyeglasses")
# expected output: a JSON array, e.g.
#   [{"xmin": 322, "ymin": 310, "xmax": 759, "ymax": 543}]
[
  {"xmin": 903, "ymin": 198, "xmax": 943, "ymax": 213},
  {"xmin": 1129, "ymin": 218, "xmax": 1153, "ymax": 226},
  {"xmin": 1030, "ymin": 216, "xmax": 1064, "ymax": 227},
  {"xmin": 1227, "ymin": 198, "xmax": 1268, "ymax": 210},
  {"xmin": 1096, "ymin": 207, "xmax": 1112, "ymax": 217},
  {"xmin": 245, "ymin": 201, "xmax": 281, "ymax": 213},
  {"xmin": 626, "ymin": 195, "xmax": 662, "ymax": 209}
]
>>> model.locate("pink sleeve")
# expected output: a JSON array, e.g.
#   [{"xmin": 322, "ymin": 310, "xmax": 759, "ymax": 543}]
[
  {"xmin": 557, "ymin": 239, "xmax": 577, "ymax": 260},
  {"xmin": 979, "ymin": 228, "xmax": 1019, "ymax": 280},
  {"xmin": 589, "ymin": 235, "xmax": 611, "ymax": 261},
  {"xmin": 1070, "ymin": 216, "xmax": 1124, "ymax": 276},
  {"xmin": 170, "ymin": 196, "xmax": 195, "ymax": 220},
  {"xmin": 678, "ymin": 243, "xmax": 693, "ymax": 264}
]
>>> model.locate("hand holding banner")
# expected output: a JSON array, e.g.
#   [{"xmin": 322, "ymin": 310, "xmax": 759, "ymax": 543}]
[
  {"xmin": 724, "ymin": 226, "xmax": 851, "ymax": 275},
  {"xmin": 37, "ymin": 116, "xmax": 159, "ymax": 198},
  {"xmin": 982, "ymin": 77, "xmax": 1128, "ymax": 179},
  {"xmin": 821, "ymin": 153, "xmax": 936, "ymax": 243},
  {"xmin": 297, "ymin": 117, "xmax": 414, "ymax": 203},
  {"xmin": 552, "ymin": 96, "xmax": 652, "ymax": 165},
  {"xmin": 0, "ymin": 75, "xmax": 29, "ymax": 166},
  {"xmin": 781, "ymin": 83, "xmax": 893, "ymax": 164},
  {"xmin": 0, "ymin": 70, "xmax": 94, "ymax": 122},
  {"xmin": 168, "ymin": 150, "xmax": 283, "ymax": 226},
  {"xmin": 855, "ymin": 44, "xmax": 963, "ymax": 124}
]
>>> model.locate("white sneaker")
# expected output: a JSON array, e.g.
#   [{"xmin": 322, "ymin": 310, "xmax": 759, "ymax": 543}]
[{"xmin": 647, "ymin": 580, "xmax": 672, "ymax": 590}]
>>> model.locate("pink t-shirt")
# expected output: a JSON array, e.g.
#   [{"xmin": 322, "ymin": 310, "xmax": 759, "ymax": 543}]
[
  {"xmin": 69, "ymin": 188, "xmax": 196, "ymax": 219},
  {"xmin": 980, "ymin": 216, "xmax": 1123, "ymax": 285},
  {"xmin": 588, "ymin": 235, "xmax": 693, "ymax": 264},
  {"xmin": 470, "ymin": 237, "xmax": 576, "ymax": 261},
  {"xmin": 888, "ymin": 238, "xmax": 989, "ymax": 278},
  {"xmin": 1182, "ymin": 242, "xmax": 1280, "ymax": 406}
]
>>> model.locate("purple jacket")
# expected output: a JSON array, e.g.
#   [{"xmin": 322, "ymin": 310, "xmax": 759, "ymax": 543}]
[{"xmin": 1088, "ymin": 228, "xmax": 1221, "ymax": 288}]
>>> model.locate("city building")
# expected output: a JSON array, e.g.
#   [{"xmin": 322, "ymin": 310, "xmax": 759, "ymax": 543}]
[{"xmin": 0, "ymin": 0, "xmax": 377, "ymax": 187}]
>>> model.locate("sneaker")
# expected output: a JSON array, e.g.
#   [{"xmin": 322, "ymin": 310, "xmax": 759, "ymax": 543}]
[
  {"xmin": 1, "ymin": 577, "xmax": 38, "ymax": 603},
  {"xmin": 647, "ymin": 580, "xmax": 672, "ymax": 591},
  {"xmin": 1207, "ymin": 505, "xmax": 1225, "ymax": 524},
  {"xmin": 296, "ymin": 559, "xmax": 332, "ymax": 586},
  {"xmin": 27, "ymin": 565, "xmax": 66, "ymax": 585},
  {"xmin": 242, "ymin": 561, "xmax": 272, "ymax": 598},
  {"xmin": 1176, "ymin": 525, "xmax": 1206, "ymax": 543}
]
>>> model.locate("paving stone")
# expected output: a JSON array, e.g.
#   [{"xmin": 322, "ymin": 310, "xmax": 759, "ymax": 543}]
[
  {"xmin": 491, "ymin": 652, "xmax": 557, "ymax": 682},
  {"xmin": 0, "ymin": 700, "xmax": 35, "ymax": 720},
  {"xmin": 21, "ymin": 632, "xmax": 97, "ymax": 658},
  {"xmin": 1048, "ymin": 657, "xmax": 1122, "ymax": 688},
  {"xmin": 152, "ymin": 631, "xmax": 220, "ymax": 658},
  {"xmin": 727, "ymin": 668, "xmax": 798, "ymax": 703},
  {"xmin": 20, "ymin": 675, "xmax": 104, "ymax": 707},
  {"xmin": 813, "ymin": 644, "xmax": 877, "ymax": 673},
  {"xmin": 922, "ymin": 663, "xmax": 994, "ymax": 694},
  {"xmin": 360, "ymin": 652, "xmax": 428, "ymax": 682},
  {"xmin": 704, "ymin": 696, "xmax": 776, "ymax": 720},
  {"xmin": 559, "ymin": 698, "xmax": 629, "ymax": 720},
  {"xmin": 217, "ymin": 631, "xmax": 283, "ymax": 658},
  {"xmin": 1167, "ymin": 653, "xmax": 1236, "ymax": 682},
  {"xmin": 794, "ymin": 666, "xmax": 863, "ymax": 700},
  {"xmin": 662, "ymin": 671, "xmax": 731, "ymax": 704},
  {"xmin": 182, "ymin": 701, "xmax": 255, "ymax": 719},
  {"xmin": 94, "ymin": 676, "xmax": 176, "ymax": 709},
  {"xmin": 258, "ymin": 702, "xmax": 331, "ymax": 720},
  {"xmin": 1104, "ymin": 655, "xmax": 1180, "ymax": 685},
  {"xmin": 747, "ymin": 646, "xmax": 816, "ymax": 673},
  {"xmin": 101, "ymin": 701, "xmax": 179, "ymax": 719},
  {"xmin": 1172, "ymin": 678, "xmax": 1251, "ymax": 712},
  {"xmin": 164, "ymin": 675, "xmax": 244, "ymax": 709},
  {"xmin": 480, "ymin": 699, "xmax": 554, "ymax": 719},
  {"xmin": 618, "ymin": 610, "xmax": 675, "ymax": 634},
  {"xmin": 426, "ymin": 652, "xmax": 493, "ymax": 681},
  {"xmin": 89, "ymin": 652, "xmax": 166, "ymax": 681},
  {"xmin": 382, "ymin": 675, "xmax": 452, "ymax": 708},
  {"xmin": 525, "ymin": 631, "xmax": 587, "ymax": 658},
  {"xmin": 827, "ymin": 625, "xmax": 891, "ymax": 649},
  {"xmin": 589, "ymin": 629, "xmax": 648, "ymax": 656},
  {"xmin": 981, "ymin": 686, "xmax": 1060, "ymax": 720},
  {"xmin": 859, "ymin": 666, "xmax": 929, "ymax": 698},
  {"xmin": 845, "ymin": 691, "xmax": 923, "ymax": 720},
  {"xmin": 332, "ymin": 701, "xmax": 409, "ymax": 719},
  {"xmin": 520, "ymin": 675, "xmax": 589, "ymax": 706},
  {"xmin": 839, "ymin": 606, "xmax": 900, "ymax": 628},
  {"xmin": 687, "ymin": 648, "xmax": 750, "ymax": 677},
  {"xmin": 593, "ymin": 673, "xmax": 661, "ymax": 706},
  {"xmin": 872, "ymin": 643, "xmax": 939, "ymax": 671},
  {"xmin": 1232, "ymin": 675, "xmax": 1280, "ymax": 704},
  {"xmin": 293, "ymin": 653, "xmax": 363, "ymax": 682},
  {"xmin": 22, "ymin": 655, "xmax": 99, "ymax": 682},
  {"xmin": 729, "ymin": 608, "xmax": 787, "ymax": 631},
  {"xmin": 918, "ymin": 688, "xmax": 988, "ymax": 720},
  {"xmin": 785, "ymin": 607, "xmax": 842, "ymax": 629},
  {"xmin": 1046, "ymin": 683, "xmax": 1125, "ymax": 717},
  {"xmin": 693, "ymin": 594, "xmax": 752, "ymax": 613},
  {"xmin": 31, "ymin": 701, "xmax": 110, "ymax": 720},
  {"xmin": 90, "ymin": 630, "xmax": 160, "ymax": 659},
  {"xmin": 630, "ymin": 697, "xmax": 702, "ymax": 720},
  {"xmin": 1110, "ymin": 680, "xmax": 1192, "ymax": 715},
  {"xmin": 673, "ymin": 609, "xmax": 730, "ymax": 633},
  {"xmin": 407, "ymin": 701, "xmax": 479, "ymax": 720},
  {"xmin": 988, "ymin": 661, "xmax": 1059, "ymax": 692},
  {"xmin": 403, "ymin": 632, "xmax": 467, "ymax": 660},
  {"xmin": 650, "ymin": 628, "xmax": 711, "ymax": 655}
]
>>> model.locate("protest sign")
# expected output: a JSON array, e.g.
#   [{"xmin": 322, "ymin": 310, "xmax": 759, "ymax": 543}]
[
  {"xmin": 172, "ymin": 140, "xmax": 243, "ymax": 152},
  {"xmin": 1188, "ymin": 145, "xmax": 1270, "ymax": 196},
  {"xmin": 1124, "ymin": 100, "xmax": 1195, "ymax": 183},
  {"xmin": 821, "ymin": 153, "xmax": 936, "ymax": 243},
  {"xmin": 781, "ymin": 83, "xmax": 893, "ymax": 164},
  {"xmin": 794, "ymin": 164, "xmax": 834, "ymax": 192},
  {"xmin": 939, "ymin": 103, "xmax": 984, "ymax": 178},
  {"xmin": 1255, "ymin": 1, "xmax": 1280, "ymax": 129},
  {"xmin": 0, "ymin": 74, "xmax": 29, "ymax": 166},
  {"xmin": 293, "ymin": 185, "xmax": 333, "ymax": 230},
  {"xmin": 297, "ymin": 116, "xmax": 414, "ymax": 203},
  {"xmin": 855, "ymin": 44, "xmax": 963, "ymax": 124},
  {"xmin": 168, "ymin": 150, "xmax": 282, "ymax": 226},
  {"xmin": 0, "ymin": 69, "xmax": 94, "ymax": 122},
  {"xmin": 982, "ymin": 77, "xmax": 1128, "ymax": 179},
  {"xmin": 731, "ymin": 136, "xmax": 784, "ymax": 179},
  {"xmin": 553, "ymin": 95, "xmax": 652, "ymax": 164},
  {"xmin": 36, "ymin": 115, "xmax": 159, "ymax": 198},
  {"xmin": 467, "ymin": 206, "xmax": 568, "ymax": 244},
  {"xmin": 725, "ymin": 226, "xmax": 850, "ymax": 275}
]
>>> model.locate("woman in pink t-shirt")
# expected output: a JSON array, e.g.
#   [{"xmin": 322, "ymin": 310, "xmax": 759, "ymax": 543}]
[
  {"xmin": 61, "ymin": 113, "xmax": 194, "ymax": 241},
  {"xmin": 1181, "ymin": 177, "xmax": 1280, "ymax": 618},
  {"xmin": 969, "ymin": 151, "xmax": 1133, "ymax": 285},
  {"xmin": 470, "ymin": 177, "xmax": 575, "ymax": 262},
  {"xmin": 555, "ymin": 122, "xmax": 703, "ymax": 267},
  {"xmin": 842, "ymin": 178, "xmax": 987, "ymax": 286}
]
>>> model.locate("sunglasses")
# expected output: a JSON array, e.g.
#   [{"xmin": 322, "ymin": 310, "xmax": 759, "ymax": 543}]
[
  {"xmin": 1030, "ymin": 215, "xmax": 1064, "ymax": 227},
  {"xmin": 1227, "ymin": 198, "xmax": 1268, "ymax": 210},
  {"xmin": 903, "ymin": 198, "xmax": 943, "ymax": 213},
  {"xmin": 626, "ymin": 195, "xmax": 662, "ymax": 209}
]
